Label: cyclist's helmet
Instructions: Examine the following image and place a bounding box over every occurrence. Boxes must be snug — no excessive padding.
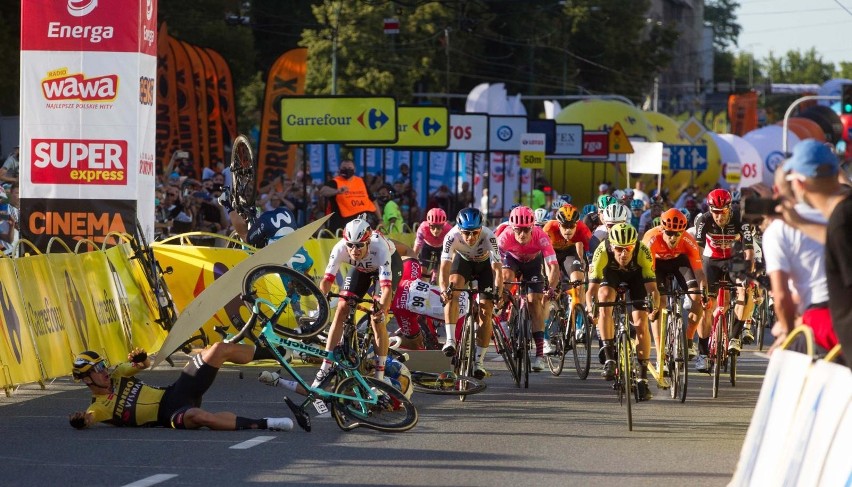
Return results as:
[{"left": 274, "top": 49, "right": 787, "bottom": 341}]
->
[
  {"left": 608, "top": 222, "right": 638, "bottom": 247},
  {"left": 534, "top": 208, "right": 549, "bottom": 226},
  {"left": 629, "top": 199, "right": 644, "bottom": 211},
  {"left": 383, "top": 357, "right": 413, "bottom": 399},
  {"left": 456, "top": 208, "right": 483, "bottom": 230},
  {"left": 601, "top": 203, "right": 630, "bottom": 224},
  {"left": 623, "top": 188, "right": 635, "bottom": 200},
  {"left": 612, "top": 189, "right": 625, "bottom": 201},
  {"left": 343, "top": 218, "right": 372, "bottom": 243},
  {"left": 652, "top": 216, "right": 662, "bottom": 227},
  {"left": 426, "top": 208, "right": 447, "bottom": 225},
  {"left": 580, "top": 204, "right": 597, "bottom": 219},
  {"left": 509, "top": 206, "right": 535, "bottom": 228},
  {"left": 596, "top": 194, "right": 618, "bottom": 210},
  {"left": 678, "top": 207, "right": 691, "bottom": 220},
  {"left": 72, "top": 351, "right": 105, "bottom": 381},
  {"left": 556, "top": 204, "right": 580, "bottom": 225},
  {"left": 558, "top": 194, "right": 573, "bottom": 205},
  {"left": 660, "top": 208, "right": 688, "bottom": 232},
  {"left": 707, "top": 188, "right": 732, "bottom": 210}
]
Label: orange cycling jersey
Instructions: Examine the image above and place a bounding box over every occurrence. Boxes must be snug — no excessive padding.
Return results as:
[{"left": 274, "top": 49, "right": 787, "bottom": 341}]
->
[
  {"left": 642, "top": 226, "right": 703, "bottom": 271},
  {"left": 542, "top": 220, "right": 591, "bottom": 251}
]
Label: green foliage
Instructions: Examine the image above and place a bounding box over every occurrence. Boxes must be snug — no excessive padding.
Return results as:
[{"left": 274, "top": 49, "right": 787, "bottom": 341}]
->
[
  {"left": 835, "top": 62, "right": 852, "bottom": 80},
  {"left": 705, "top": 0, "right": 741, "bottom": 50},
  {"left": 0, "top": 0, "right": 21, "bottom": 116},
  {"left": 764, "top": 48, "right": 834, "bottom": 84}
]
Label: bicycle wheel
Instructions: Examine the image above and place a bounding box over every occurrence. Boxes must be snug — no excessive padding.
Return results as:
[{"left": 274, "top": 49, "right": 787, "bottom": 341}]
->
[
  {"left": 712, "top": 312, "right": 723, "bottom": 399},
  {"left": 518, "top": 306, "right": 531, "bottom": 389},
  {"left": 571, "top": 304, "right": 592, "bottom": 380},
  {"left": 617, "top": 330, "right": 633, "bottom": 431},
  {"left": 331, "top": 375, "right": 418, "bottom": 432},
  {"left": 545, "top": 304, "right": 565, "bottom": 376},
  {"left": 241, "top": 264, "right": 329, "bottom": 339},
  {"left": 455, "top": 314, "right": 476, "bottom": 402},
  {"left": 492, "top": 316, "right": 519, "bottom": 385},
  {"left": 129, "top": 218, "right": 178, "bottom": 330},
  {"left": 671, "top": 315, "right": 688, "bottom": 403},
  {"left": 509, "top": 309, "right": 523, "bottom": 388},
  {"left": 410, "top": 371, "right": 487, "bottom": 396},
  {"left": 754, "top": 299, "right": 766, "bottom": 351},
  {"left": 229, "top": 134, "right": 257, "bottom": 218}
]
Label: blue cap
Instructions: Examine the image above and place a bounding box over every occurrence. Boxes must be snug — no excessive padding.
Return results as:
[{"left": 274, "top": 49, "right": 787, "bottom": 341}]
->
[{"left": 782, "top": 139, "right": 839, "bottom": 178}]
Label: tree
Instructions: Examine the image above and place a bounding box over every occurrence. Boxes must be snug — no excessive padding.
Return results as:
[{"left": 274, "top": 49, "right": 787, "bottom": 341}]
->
[
  {"left": 764, "top": 49, "right": 834, "bottom": 84},
  {"left": 0, "top": 0, "right": 21, "bottom": 116},
  {"left": 705, "top": 0, "right": 741, "bottom": 50},
  {"left": 836, "top": 62, "right": 852, "bottom": 80}
]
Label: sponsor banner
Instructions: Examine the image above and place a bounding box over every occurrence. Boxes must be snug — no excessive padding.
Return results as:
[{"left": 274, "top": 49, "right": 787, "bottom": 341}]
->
[
  {"left": 0, "top": 260, "right": 42, "bottom": 386},
  {"left": 22, "top": 0, "right": 145, "bottom": 53},
  {"left": 358, "top": 106, "right": 450, "bottom": 149},
  {"left": 13, "top": 255, "right": 74, "bottom": 379},
  {"left": 447, "top": 114, "right": 488, "bottom": 152},
  {"left": 554, "top": 124, "right": 584, "bottom": 156},
  {"left": 182, "top": 41, "right": 211, "bottom": 167},
  {"left": 103, "top": 244, "right": 166, "bottom": 353},
  {"left": 168, "top": 37, "right": 201, "bottom": 166},
  {"left": 259, "top": 48, "right": 307, "bottom": 181},
  {"left": 196, "top": 47, "right": 225, "bottom": 165},
  {"left": 280, "top": 96, "right": 398, "bottom": 144},
  {"left": 30, "top": 138, "right": 129, "bottom": 185},
  {"left": 488, "top": 115, "right": 527, "bottom": 153},
  {"left": 519, "top": 133, "right": 546, "bottom": 169},
  {"left": 156, "top": 23, "right": 179, "bottom": 172},
  {"left": 20, "top": 198, "right": 136, "bottom": 249},
  {"left": 205, "top": 48, "right": 238, "bottom": 152}
]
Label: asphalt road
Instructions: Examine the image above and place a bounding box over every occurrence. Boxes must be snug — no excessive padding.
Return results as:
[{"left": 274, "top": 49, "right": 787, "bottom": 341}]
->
[{"left": 0, "top": 347, "right": 768, "bottom": 487}]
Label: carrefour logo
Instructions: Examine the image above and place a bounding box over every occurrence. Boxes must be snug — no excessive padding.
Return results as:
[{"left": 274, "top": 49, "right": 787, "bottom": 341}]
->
[
  {"left": 358, "top": 109, "right": 390, "bottom": 130},
  {"left": 413, "top": 117, "right": 442, "bottom": 136},
  {"left": 68, "top": 0, "right": 98, "bottom": 17},
  {"left": 496, "top": 125, "right": 513, "bottom": 141}
]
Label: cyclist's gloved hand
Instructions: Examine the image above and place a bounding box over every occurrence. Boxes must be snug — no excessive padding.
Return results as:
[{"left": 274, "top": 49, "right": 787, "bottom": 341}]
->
[
  {"left": 217, "top": 186, "right": 234, "bottom": 212},
  {"left": 69, "top": 412, "right": 87, "bottom": 430},
  {"left": 545, "top": 288, "right": 557, "bottom": 301},
  {"left": 246, "top": 218, "right": 266, "bottom": 248}
]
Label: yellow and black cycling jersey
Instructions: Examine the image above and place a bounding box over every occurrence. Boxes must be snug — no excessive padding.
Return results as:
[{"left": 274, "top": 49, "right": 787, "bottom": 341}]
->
[
  {"left": 86, "top": 363, "right": 165, "bottom": 427},
  {"left": 588, "top": 239, "right": 656, "bottom": 284}
]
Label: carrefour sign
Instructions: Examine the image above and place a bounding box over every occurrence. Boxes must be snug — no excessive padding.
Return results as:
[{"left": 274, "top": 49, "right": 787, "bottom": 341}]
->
[
  {"left": 357, "top": 106, "right": 449, "bottom": 148},
  {"left": 281, "top": 96, "right": 398, "bottom": 143}
]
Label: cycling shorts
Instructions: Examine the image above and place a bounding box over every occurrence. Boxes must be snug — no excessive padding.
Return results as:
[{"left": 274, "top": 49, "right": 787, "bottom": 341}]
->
[
  {"left": 449, "top": 255, "right": 495, "bottom": 295},
  {"left": 599, "top": 268, "right": 650, "bottom": 311},
  {"left": 655, "top": 255, "right": 698, "bottom": 291},
  {"left": 501, "top": 254, "right": 546, "bottom": 294},
  {"left": 342, "top": 252, "right": 403, "bottom": 298},
  {"left": 160, "top": 354, "right": 219, "bottom": 429}
]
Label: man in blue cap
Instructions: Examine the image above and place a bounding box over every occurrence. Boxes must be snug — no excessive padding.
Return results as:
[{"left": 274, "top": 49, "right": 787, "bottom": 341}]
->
[{"left": 777, "top": 139, "right": 851, "bottom": 367}]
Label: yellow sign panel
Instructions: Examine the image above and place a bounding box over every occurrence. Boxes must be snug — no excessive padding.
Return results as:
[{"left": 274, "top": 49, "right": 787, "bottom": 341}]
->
[
  {"left": 358, "top": 106, "right": 449, "bottom": 148},
  {"left": 680, "top": 116, "right": 707, "bottom": 143},
  {"left": 608, "top": 122, "right": 634, "bottom": 154},
  {"left": 520, "top": 133, "right": 546, "bottom": 169},
  {"left": 281, "top": 96, "right": 398, "bottom": 143}
]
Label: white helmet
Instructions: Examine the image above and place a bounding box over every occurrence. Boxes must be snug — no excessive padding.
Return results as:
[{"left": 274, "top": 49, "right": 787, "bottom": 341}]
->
[
  {"left": 602, "top": 203, "right": 630, "bottom": 224},
  {"left": 612, "top": 189, "right": 625, "bottom": 201},
  {"left": 623, "top": 188, "right": 635, "bottom": 199},
  {"left": 534, "top": 208, "right": 549, "bottom": 226},
  {"left": 343, "top": 218, "right": 372, "bottom": 243}
]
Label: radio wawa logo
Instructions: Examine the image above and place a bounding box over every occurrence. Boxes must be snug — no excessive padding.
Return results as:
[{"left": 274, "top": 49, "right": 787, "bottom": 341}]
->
[
  {"left": 31, "top": 139, "right": 128, "bottom": 185},
  {"left": 41, "top": 68, "right": 118, "bottom": 105}
]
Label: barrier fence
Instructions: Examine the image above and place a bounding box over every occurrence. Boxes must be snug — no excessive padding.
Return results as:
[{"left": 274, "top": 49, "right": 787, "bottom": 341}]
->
[{"left": 0, "top": 229, "right": 416, "bottom": 396}]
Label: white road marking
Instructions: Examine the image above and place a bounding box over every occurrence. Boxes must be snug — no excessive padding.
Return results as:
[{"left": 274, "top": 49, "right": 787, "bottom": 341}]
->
[
  {"left": 121, "top": 474, "right": 178, "bottom": 487},
  {"left": 229, "top": 435, "right": 276, "bottom": 449}
]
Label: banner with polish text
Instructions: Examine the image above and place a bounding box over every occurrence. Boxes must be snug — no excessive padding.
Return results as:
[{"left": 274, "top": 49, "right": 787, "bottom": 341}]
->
[{"left": 20, "top": 0, "right": 157, "bottom": 249}]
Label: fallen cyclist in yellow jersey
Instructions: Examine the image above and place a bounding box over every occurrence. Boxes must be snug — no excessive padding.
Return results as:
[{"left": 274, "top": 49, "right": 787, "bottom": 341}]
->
[{"left": 68, "top": 343, "right": 294, "bottom": 432}]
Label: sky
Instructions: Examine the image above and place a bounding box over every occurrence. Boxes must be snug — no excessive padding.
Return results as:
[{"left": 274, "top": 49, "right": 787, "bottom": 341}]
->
[{"left": 735, "top": 0, "right": 852, "bottom": 67}]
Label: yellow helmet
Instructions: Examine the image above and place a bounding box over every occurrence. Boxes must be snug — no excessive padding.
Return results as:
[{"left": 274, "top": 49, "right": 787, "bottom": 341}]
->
[
  {"left": 608, "top": 222, "right": 638, "bottom": 247},
  {"left": 72, "top": 351, "right": 106, "bottom": 381}
]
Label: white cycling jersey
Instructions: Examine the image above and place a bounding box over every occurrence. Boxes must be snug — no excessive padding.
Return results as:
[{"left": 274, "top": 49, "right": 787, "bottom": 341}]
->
[{"left": 440, "top": 226, "right": 500, "bottom": 264}]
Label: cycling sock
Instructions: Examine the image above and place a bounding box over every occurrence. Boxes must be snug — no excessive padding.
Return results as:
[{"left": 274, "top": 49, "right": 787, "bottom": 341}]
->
[
  {"left": 319, "top": 360, "right": 332, "bottom": 373},
  {"left": 444, "top": 324, "right": 456, "bottom": 344},
  {"left": 533, "top": 331, "right": 544, "bottom": 357},
  {"left": 639, "top": 360, "right": 649, "bottom": 379},
  {"left": 236, "top": 417, "right": 264, "bottom": 430},
  {"left": 698, "top": 337, "right": 710, "bottom": 355},
  {"left": 475, "top": 345, "right": 486, "bottom": 364},
  {"left": 279, "top": 379, "right": 298, "bottom": 392},
  {"left": 602, "top": 340, "right": 615, "bottom": 361},
  {"left": 374, "top": 355, "right": 386, "bottom": 381},
  {"left": 731, "top": 319, "right": 744, "bottom": 339}
]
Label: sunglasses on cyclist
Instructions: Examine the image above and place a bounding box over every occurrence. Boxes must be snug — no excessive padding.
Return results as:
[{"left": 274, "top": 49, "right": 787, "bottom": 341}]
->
[
  {"left": 513, "top": 227, "right": 532, "bottom": 234},
  {"left": 460, "top": 229, "right": 480, "bottom": 237},
  {"left": 709, "top": 207, "right": 730, "bottom": 214},
  {"left": 429, "top": 224, "right": 443, "bottom": 230},
  {"left": 664, "top": 230, "right": 682, "bottom": 237},
  {"left": 345, "top": 241, "right": 366, "bottom": 249},
  {"left": 560, "top": 223, "right": 576, "bottom": 230},
  {"left": 612, "top": 244, "right": 635, "bottom": 253}
]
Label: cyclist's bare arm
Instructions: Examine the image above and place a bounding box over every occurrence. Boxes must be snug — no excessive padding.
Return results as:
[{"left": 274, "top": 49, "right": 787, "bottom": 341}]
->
[
  {"left": 545, "top": 261, "right": 560, "bottom": 290},
  {"left": 439, "top": 260, "right": 452, "bottom": 293},
  {"left": 492, "top": 261, "right": 504, "bottom": 296}
]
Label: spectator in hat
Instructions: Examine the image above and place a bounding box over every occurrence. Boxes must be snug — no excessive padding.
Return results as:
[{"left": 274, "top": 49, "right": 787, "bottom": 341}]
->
[
  {"left": 775, "top": 139, "right": 850, "bottom": 365},
  {"left": 0, "top": 147, "right": 19, "bottom": 184}
]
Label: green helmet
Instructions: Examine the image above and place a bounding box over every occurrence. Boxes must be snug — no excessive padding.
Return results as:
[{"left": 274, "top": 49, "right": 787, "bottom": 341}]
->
[{"left": 597, "top": 195, "right": 617, "bottom": 210}]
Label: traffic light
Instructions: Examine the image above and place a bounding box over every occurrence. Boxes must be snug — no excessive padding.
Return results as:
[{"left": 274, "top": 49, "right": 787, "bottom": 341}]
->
[{"left": 843, "top": 83, "right": 852, "bottom": 115}]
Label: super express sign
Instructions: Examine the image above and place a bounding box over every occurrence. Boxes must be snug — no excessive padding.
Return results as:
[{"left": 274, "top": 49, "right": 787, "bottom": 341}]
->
[{"left": 280, "top": 96, "right": 398, "bottom": 143}]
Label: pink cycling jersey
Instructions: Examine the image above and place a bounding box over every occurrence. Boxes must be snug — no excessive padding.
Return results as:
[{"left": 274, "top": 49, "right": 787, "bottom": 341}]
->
[
  {"left": 413, "top": 222, "right": 452, "bottom": 251},
  {"left": 497, "top": 226, "right": 557, "bottom": 264}
]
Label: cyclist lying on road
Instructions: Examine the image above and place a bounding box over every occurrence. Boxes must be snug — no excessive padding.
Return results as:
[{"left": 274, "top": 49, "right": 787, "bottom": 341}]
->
[{"left": 68, "top": 344, "right": 294, "bottom": 431}]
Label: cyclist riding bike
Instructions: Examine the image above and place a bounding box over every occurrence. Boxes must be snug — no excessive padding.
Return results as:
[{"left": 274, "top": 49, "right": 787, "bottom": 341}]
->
[
  {"left": 642, "top": 209, "right": 708, "bottom": 369},
  {"left": 534, "top": 208, "right": 550, "bottom": 228},
  {"left": 580, "top": 203, "right": 601, "bottom": 234},
  {"left": 413, "top": 208, "right": 453, "bottom": 280},
  {"left": 542, "top": 204, "right": 591, "bottom": 305},
  {"left": 693, "top": 188, "right": 754, "bottom": 369},
  {"left": 629, "top": 199, "right": 644, "bottom": 229},
  {"left": 497, "top": 206, "right": 561, "bottom": 372},
  {"left": 439, "top": 208, "right": 503, "bottom": 380},
  {"left": 589, "top": 202, "right": 630, "bottom": 253},
  {"left": 586, "top": 223, "right": 659, "bottom": 401},
  {"left": 318, "top": 218, "right": 403, "bottom": 386}
]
